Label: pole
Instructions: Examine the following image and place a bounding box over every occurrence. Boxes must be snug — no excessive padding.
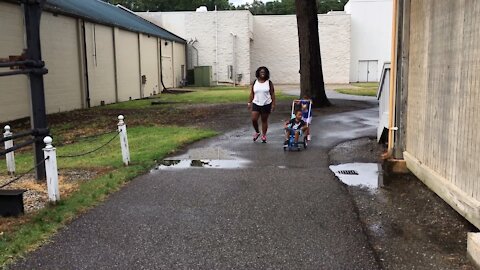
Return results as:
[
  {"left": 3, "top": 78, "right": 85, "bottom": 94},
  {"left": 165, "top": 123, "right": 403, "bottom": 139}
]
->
[
  {"left": 24, "top": 0, "right": 48, "bottom": 180},
  {"left": 117, "top": 115, "right": 130, "bottom": 166},
  {"left": 4, "top": 126, "right": 15, "bottom": 175},
  {"left": 43, "top": 136, "right": 60, "bottom": 202},
  {"left": 387, "top": 0, "right": 399, "bottom": 156}
]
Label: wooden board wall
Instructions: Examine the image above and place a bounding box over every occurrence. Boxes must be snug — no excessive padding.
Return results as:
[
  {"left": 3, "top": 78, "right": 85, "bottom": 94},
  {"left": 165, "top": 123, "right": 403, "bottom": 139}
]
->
[{"left": 405, "top": 0, "right": 480, "bottom": 225}]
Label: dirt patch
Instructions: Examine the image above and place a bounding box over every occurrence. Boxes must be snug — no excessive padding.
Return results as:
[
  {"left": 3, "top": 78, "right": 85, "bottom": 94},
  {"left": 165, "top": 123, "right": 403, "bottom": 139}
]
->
[
  {"left": 329, "top": 138, "right": 476, "bottom": 269},
  {"left": 0, "top": 169, "right": 104, "bottom": 233}
]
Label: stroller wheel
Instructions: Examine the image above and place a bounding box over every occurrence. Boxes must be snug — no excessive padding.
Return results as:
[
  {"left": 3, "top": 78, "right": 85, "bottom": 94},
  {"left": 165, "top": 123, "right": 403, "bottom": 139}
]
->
[{"left": 303, "top": 137, "right": 308, "bottom": 149}]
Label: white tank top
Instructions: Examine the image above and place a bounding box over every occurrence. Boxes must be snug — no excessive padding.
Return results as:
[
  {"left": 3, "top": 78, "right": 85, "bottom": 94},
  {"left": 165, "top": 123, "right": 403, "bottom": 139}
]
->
[{"left": 252, "top": 79, "right": 272, "bottom": 106}]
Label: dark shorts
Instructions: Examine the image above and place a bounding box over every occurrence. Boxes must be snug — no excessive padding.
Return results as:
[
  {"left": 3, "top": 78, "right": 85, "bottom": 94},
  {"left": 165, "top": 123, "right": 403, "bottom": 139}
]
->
[{"left": 252, "top": 103, "right": 272, "bottom": 114}]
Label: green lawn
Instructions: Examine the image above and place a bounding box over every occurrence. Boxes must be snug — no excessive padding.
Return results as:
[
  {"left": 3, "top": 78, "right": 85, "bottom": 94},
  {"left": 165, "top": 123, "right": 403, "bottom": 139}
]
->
[
  {"left": 335, "top": 82, "right": 379, "bottom": 97},
  {"left": 104, "top": 86, "right": 292, "bottom": 110}
]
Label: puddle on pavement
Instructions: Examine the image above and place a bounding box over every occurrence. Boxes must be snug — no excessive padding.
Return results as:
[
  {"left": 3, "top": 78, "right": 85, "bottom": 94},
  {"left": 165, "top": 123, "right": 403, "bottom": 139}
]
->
[
  {"left": 329, "top": 163, "right": 380, "bottom": 189},
  {"left": 153, "top": 159, "right": 248, "bottom": 170}
]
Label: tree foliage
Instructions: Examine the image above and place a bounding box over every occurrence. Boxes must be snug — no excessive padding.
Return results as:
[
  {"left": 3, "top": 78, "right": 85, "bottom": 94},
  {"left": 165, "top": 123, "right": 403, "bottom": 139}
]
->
[
  {"left": 104, "top": 0, "right": 234, "bottom": 12},
  {"left": 104, "top": 0, "right": 348, "bottom": 13},
  {"left": 237, "top": 0, "right": 348, "bottom": 15}
]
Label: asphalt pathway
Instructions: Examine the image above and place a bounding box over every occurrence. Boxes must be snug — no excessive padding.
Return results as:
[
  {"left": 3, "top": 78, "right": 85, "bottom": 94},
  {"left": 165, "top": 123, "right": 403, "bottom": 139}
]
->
[{"left": 12, "top": 95, "right": 381, "bottom": 269}]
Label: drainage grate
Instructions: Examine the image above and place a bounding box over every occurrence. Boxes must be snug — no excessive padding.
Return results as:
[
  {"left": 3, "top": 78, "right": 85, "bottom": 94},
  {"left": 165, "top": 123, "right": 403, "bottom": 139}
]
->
[{"left": 337, "top": 170, "right": 359, "bottom": 175}]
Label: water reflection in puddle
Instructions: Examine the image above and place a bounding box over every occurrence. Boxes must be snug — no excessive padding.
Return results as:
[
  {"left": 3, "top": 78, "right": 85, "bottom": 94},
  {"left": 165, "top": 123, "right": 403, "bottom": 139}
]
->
[
  {"left": 154, "top": 159, "right": 248, "bottom": 170},
  {"left": 329, "top": 163, "right": 380, "bottom": 189}
]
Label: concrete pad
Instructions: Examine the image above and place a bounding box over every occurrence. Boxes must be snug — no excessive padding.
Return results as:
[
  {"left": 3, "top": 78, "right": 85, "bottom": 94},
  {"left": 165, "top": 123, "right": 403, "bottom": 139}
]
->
[{"left": 467, "top": 233, "right": 480, "bottom": 268}]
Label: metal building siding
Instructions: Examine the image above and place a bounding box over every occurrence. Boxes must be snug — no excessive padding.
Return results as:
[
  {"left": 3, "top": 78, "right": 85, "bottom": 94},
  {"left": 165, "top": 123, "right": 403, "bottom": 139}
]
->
[
  {"left": 161, "top": 39, "right": 174, "bottom": 88},
  {"left": 45, "top": 0, "right": 186, "bottom": 43},
  {"left": 115, "top": 29, "right": 141, "bottom": 102},
  {"left": 84, "top": 22, "right": 117, "bottom": 106},
  {"left": 173, "top": 42, "right": 186, "bottom": 87},
  {"left": 139, "top": 34, "right": 159, "bottom": 97},
  {"left": 0, "top": 2, "right": 30, "bottom": 123},
  {"left": 40, "top": 12, "right": 83, "bottom": 114}
]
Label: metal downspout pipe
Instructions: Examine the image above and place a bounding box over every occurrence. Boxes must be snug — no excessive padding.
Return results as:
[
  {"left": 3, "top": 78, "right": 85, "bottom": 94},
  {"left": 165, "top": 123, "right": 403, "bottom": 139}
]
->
[
  {"left": 230, "top": 32, "right": 237, "bottom": 87},
  {"left": 387, "top": 0, "right": 399, "bottom": 156},
  {"left": 215, "top": 6, "right": 219, "bottom": 85}
]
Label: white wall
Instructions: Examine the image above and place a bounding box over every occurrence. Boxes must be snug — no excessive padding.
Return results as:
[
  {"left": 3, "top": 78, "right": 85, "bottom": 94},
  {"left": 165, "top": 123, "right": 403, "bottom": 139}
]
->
[
  {"left": 139, "top": 11, "right": 254, "bottom": 86},
  {"left": 139, "top": 10, "right": 350, "bottom": 85},
  {"left": 345, "top": 0, "right": 393, "bottom": 82},
  {"left": 251, "top": 14, "right": 350, "bottom": 84}
]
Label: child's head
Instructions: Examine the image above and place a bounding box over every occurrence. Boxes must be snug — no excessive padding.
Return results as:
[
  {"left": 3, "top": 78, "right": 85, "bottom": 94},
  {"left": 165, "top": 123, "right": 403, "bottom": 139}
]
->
[
  {"left": 301, "top": 103, "right": 308, "bottom": 111},
  {"left": 295, "top": 110, "right": 303, "bottom": 120}
]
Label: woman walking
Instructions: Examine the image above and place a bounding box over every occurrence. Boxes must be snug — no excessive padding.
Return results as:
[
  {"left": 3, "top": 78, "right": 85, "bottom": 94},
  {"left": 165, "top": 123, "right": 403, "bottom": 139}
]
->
[{"left": 248, "top": 66, "right": 276, "bottom": 143}]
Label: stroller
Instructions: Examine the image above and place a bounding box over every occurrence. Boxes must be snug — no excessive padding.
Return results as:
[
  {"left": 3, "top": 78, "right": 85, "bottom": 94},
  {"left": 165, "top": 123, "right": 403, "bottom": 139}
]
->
[{"left": 284, "top": 99, "right": 312, "bottom": 151}]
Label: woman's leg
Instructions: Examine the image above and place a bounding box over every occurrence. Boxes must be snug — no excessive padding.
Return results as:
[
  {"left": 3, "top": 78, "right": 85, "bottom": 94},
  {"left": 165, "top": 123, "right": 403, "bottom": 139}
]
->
[
  {"left": 260, "top": 112, "right": 270, "bottom": 135},
  {"left": 251, "top": 111, "right": 260, "bottom": 134}
]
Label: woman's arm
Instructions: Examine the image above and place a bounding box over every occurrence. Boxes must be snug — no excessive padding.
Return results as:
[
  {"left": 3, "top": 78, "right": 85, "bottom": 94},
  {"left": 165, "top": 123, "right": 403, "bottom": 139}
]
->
[
  {"left": 269, "top": 80, "right": 276, "bottom": 111},
  {"left": 248, "top": 81, "right": 254, "bottom": 110}
]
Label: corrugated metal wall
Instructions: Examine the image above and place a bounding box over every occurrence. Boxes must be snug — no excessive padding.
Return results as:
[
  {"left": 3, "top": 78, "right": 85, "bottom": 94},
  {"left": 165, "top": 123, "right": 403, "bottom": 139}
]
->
[
  {"left": 0, "top": 2, "right": 31, "bottom": 122},
  {"left": 41, "top": 13, "right": 83, "bottom": 114},
  {"left": 0, "top": 2, "right": 185, "bottom": 123},
  {"left": 404, "top": 0, "right": 480, "bottom": 227},
  {"left": 84, "top": 22, "right": 117, "bottom": 106},
  {"left": 173, "top": 41, "right": 186, "bottom": 87},
  {"left": 115, "top": 29, "right": 141, "bottom": 102},
  {"left": 139, "top": 34, "right": 160, "bottom": 97},
  {"left": 161, "top": 39, "right": 174, "bottom": 88}
]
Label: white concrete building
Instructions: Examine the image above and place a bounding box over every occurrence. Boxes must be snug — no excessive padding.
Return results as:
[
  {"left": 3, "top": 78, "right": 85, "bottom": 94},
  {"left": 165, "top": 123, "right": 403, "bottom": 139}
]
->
[
  {"left": 138, "top": 10, "right": 351, "bottom": 85},
  {"left": 251, "top": 14, "right": 350, "bottom": 85},
  {"left": 345, "top": 0, "right": 393, "bottom": 82},
  {"left": 139, "top": 11, "right": 254, "bottom": 85},
  {"left": 139, "top": 0, "right": 392, "bottom": 85}
]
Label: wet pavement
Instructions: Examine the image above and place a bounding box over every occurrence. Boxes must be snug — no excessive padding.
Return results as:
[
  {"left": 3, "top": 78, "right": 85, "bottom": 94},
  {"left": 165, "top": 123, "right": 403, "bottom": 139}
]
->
[
  {"left": 10, "top": 97, "right": 382, "bottom": 269},
  {"left": 9, "top": 91, "right": 475, "bottom": 269}
]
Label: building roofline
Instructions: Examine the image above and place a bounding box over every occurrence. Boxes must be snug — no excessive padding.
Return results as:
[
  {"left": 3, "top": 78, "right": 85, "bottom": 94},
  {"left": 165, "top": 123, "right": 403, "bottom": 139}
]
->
[{"left": 2, "top": 0, "right": 185, "bottom": 43}]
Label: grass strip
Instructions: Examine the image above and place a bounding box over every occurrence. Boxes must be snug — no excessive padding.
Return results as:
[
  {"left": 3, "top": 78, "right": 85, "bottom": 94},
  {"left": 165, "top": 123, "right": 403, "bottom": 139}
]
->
[
  {"left": 0, "top": 126, "right": 217, "bottom": 267},
  {"left": 104, "top": 87, "right": 293, "bottom": 110},
  {"left": 336, "top": 88, "right": 378, "bottom": 97}
]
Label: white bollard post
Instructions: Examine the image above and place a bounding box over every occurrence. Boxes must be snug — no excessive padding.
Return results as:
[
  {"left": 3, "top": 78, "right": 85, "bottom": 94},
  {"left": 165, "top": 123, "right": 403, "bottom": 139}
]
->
[
  {"left": 43, "top": 136, "right": 60, "bottom": 202},
  {"left": 117, "top": 115, "right": 130, "bottom": 166},
  {"left": 3, "top": 125, "right": 15, "bottom": 175}
]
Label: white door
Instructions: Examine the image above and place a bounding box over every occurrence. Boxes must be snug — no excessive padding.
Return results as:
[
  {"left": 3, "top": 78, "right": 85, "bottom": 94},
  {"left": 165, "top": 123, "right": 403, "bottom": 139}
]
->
[
  {"left": 368, "top": 60, "right": 378, "bottom": 82},
  {"left": 358, "top": 61, "right": 369, "bottom": 82},
  {"left": 358, "top": 60, "right": 379, "bottom": 82}
]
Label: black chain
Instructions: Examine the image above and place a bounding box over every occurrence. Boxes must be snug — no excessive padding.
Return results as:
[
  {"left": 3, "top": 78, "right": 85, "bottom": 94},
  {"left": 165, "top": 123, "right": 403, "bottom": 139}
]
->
[
  {"left": 0, "top": 157, "right": 49, "bottom": 189},
  {"left": 58, "top": 131, "right": 120, "bottom": 158}
]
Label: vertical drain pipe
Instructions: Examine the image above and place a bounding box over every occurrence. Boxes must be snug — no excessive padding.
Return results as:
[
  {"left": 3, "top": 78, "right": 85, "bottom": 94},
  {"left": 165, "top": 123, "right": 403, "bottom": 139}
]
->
[
  {"left": 215, "top": 5, "right": 219, "bottom": 85},
  {"left": 81, "top": 20, "right": 91, "bottom": 108},
  {"left": 387, "top": 0, "right": 399, "bottom": 156},
  {"left": 230, "top": 32, "right": 237, "bottom": 87},
  {"left": 159, "top": 39, "right": 168, "bottom": 91}
]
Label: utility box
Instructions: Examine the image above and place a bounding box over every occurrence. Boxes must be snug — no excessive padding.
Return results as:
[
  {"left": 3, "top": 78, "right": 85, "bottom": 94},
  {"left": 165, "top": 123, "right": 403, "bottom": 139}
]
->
[
  {"left": 194, "top": 66, "right": 212, "bottom": 87},
  {"left": 0, "top": 189, "right": 26, "bottom": 217},
  {"left": 186, "top": 69, "right": 194, "bottom": 85}
]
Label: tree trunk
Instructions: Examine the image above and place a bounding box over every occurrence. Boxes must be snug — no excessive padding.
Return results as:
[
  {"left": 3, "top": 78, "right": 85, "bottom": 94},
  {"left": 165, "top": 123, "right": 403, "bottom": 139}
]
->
[{"left": 295, "top": 0, "right": 330, "bottom": 107}]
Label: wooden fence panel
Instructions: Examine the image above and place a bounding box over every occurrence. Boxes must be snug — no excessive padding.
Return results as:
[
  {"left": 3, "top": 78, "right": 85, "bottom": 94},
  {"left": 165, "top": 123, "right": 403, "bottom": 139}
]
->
[{"left": 405, "top": 0, "right": 480, "bottom": 227}]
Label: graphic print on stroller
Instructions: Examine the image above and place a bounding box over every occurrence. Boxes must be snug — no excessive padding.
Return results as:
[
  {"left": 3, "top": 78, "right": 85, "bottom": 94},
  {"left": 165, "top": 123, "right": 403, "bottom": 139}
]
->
[{"left": 284, "top": 99, "right": 312, "bottom": 151}]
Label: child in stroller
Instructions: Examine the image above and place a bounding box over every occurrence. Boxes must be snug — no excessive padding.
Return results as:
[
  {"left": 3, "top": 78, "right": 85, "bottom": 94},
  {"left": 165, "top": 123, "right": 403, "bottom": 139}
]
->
[{"left": 284, "top": 110, "right": 309, "bottom": 150}]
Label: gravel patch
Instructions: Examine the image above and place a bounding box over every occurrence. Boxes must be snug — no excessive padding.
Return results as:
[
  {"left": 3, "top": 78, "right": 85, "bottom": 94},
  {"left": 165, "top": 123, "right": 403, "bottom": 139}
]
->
[{"left": 0, "top": 169, "right": 99, "bottom": 214}]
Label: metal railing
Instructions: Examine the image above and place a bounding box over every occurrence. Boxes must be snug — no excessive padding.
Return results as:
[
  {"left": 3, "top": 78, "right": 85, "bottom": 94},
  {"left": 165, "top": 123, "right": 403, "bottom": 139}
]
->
[{"left": 2, "top": 115, "right": 130, "bottom": 203}]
